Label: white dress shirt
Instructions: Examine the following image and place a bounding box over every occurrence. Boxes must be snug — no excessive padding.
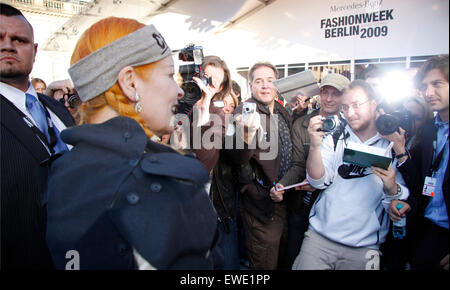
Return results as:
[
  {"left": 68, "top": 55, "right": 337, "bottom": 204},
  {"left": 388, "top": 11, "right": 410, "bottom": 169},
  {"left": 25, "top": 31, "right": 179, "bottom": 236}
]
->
[{"left": 0, "top": 81, "right": 71, "bottom": 149}]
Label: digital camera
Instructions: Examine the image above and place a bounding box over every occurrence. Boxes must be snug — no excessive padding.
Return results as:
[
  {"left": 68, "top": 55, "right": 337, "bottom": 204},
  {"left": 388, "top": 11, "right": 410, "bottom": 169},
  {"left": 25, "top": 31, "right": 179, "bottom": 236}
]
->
[
  {"left": 59, "top": 92, "right": 81, "bottom": 109},
  {"left": 375, "top": 102, "right": 413, "bottom": 136},
  {"left": 67, "top": 93, "right": 81, "bottom": 109},
  {"left": 321, "top": 115, "right": 345, "bottom": 136},
  {"left": 242, "top": 102, "right": 256, "bottom": 123},
  {"left": 176, "top": 44, "right": 212, "bottom": 115}
]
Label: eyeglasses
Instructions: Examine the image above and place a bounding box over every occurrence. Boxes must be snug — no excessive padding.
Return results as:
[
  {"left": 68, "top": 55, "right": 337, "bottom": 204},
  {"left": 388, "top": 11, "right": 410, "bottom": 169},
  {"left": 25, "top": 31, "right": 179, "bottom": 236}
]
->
[{"left": 341, "top": 99, "right": 371, "bottom": 112}]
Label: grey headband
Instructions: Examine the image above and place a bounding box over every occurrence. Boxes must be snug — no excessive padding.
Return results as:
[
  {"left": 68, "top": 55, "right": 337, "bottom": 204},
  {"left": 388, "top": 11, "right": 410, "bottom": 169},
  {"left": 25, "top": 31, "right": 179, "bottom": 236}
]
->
[{"left": 68, "top": 24, "right": 171, "bottom": 102}]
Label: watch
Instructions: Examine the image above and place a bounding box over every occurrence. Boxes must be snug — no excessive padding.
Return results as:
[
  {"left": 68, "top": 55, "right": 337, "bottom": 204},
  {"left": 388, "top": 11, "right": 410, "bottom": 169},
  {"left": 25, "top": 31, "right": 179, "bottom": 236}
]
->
[{"left": 396, "top": 151, "right": 409, "bottom": 159}]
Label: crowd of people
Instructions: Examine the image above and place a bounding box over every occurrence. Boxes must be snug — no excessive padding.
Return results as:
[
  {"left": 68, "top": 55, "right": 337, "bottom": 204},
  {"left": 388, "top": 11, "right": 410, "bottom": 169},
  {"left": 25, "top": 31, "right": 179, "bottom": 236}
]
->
[{"left": 1, "top": 3, "right": 448, "bottom": 271}]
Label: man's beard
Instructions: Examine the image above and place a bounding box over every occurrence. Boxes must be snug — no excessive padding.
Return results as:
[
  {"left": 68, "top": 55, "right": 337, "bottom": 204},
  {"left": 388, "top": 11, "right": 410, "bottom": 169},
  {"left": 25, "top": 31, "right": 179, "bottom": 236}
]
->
[
  {"left": 0, "top": 67, "right": 29, "bottom": 82},
  {"left": 351, "top": 119, "right": 371, "bottom": 134}
]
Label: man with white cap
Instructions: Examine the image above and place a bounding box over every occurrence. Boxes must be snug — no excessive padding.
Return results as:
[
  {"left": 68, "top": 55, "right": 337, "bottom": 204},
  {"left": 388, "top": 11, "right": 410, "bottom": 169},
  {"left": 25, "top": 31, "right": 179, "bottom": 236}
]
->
[{"left": 271, "top": 73, "right": 350, "bottom": 269}]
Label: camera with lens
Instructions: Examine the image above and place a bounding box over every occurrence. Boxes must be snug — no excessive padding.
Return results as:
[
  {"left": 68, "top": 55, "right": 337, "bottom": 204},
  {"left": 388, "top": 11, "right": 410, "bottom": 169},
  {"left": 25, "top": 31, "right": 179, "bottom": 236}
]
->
[
  {"left": 59, "top": 91, "right": 81, "bottom": 109},
  {"left": 176, "top": 44, "right": 212, "bottom": 116},
  {"left": 67, "top": 93, "right": 81, "bottom": 109},
  {"left": 321, "top": 115, "right": 345, "bottom": 136},
  {"left": 375, "top": 101, "right": 413, "bottom": 136}
]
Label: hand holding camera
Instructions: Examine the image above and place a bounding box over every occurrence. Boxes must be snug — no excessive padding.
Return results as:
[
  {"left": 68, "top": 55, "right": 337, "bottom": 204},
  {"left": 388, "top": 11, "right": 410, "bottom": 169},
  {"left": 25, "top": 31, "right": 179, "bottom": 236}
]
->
[
  {"left": 320, "top": 115, "right": 343, "bottom": 135},
  {"left": 46, "top": 79, "right": 81, "bottom": 110},
  {"left": 307, "top": 115, "right": 326, "bottom": 149},
  {"left": 176, "top": 44, "right": 212, "bottom": 117},
  {"left": 377, "top": 107, "right": 408, "bottom": 160},
  {"left": 235, "top": 102, "right": 260, "bottom": 145},
  {"left": 45, "top": 79, "right": 74, "bottom": 97},
  {"left": 242, "top": 102, "right": 256, "bottom": 123},
  {"left": 192, "top": 76, "right": 215, "bottom": 127}
]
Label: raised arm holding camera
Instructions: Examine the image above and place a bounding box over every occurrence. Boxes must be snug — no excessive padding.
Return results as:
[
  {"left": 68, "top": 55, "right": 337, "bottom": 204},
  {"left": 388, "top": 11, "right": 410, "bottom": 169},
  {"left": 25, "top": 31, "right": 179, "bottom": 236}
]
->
[
  {"left": 222, "top": 62, "right": 293, "bottom": 270},
  {"left": 44, "top": 78, "right": 81, "bottom": 121},
  {"left": 174, "top": 47, "right": 232, "bottom": 173},
  {"left": 271, "top": 73, "right": 350, "bottom": 269}
]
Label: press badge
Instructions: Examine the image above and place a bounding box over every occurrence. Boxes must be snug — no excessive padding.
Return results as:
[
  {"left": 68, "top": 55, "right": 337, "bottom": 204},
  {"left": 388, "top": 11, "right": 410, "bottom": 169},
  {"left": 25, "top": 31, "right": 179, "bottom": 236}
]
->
[{"left": 422, "top": 176, "right": 437, "bottom": 197}]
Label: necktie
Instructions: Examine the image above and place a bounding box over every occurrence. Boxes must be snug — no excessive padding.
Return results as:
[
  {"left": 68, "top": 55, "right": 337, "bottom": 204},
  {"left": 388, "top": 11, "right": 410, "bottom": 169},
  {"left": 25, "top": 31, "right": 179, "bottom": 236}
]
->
[
  {"left": 25, "top": 93, "right": 68, "bottom": 153},
  {"left": 51, "top": 124, "right": 69, "bottom": 153},
  {"left": 25, "top": 93, "right": 49, "bottom": 140}
]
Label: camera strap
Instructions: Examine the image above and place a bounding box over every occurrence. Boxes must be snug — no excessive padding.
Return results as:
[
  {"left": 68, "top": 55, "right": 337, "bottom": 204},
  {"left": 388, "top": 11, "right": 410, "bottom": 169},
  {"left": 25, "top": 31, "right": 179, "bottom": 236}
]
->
[
  {"left": 39, "top": 98, "right": 59, "bottom": 154},
  {"left": 429, "top": 135, "right": 449, "bottom": 176},
  {"left": 332, "top": 117, "right": 348, "bottom": 151}
]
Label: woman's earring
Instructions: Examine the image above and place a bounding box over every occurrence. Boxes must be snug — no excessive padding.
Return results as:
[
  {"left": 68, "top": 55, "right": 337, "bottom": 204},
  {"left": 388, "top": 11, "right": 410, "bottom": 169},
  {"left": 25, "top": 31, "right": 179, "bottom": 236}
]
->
[{"left": 134, "top": 92, "right": 142, "bottom": 113}]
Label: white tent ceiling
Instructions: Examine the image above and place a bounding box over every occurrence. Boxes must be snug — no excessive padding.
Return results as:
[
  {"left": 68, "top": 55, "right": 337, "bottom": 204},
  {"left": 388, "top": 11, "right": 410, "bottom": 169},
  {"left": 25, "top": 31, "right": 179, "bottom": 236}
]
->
[{"left": 13, "top": 0, "right": 449, "bottom": 89}]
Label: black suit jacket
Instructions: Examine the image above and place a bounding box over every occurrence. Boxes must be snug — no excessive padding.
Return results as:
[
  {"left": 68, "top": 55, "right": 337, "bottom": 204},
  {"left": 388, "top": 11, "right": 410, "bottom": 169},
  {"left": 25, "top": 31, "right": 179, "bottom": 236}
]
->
[
  {"left": 398, "top": 119, "right": 449, "bottom": 224},
  {"left": 1, "top": 92, "right": 75, "bottom": 270}
]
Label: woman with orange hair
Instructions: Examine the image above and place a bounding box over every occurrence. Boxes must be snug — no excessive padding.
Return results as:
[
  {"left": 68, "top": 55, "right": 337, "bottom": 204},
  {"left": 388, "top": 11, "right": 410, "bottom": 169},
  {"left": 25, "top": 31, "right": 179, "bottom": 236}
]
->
[{"left": 45, "top": 17, "right": 220, "bottom": 270}]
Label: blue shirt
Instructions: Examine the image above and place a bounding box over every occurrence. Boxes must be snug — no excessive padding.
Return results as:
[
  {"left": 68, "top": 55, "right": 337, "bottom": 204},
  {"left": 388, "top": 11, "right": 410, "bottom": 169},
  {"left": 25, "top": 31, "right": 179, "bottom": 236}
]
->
[{"left": 424, "top": 114, "right": 449, "bottom": 229}]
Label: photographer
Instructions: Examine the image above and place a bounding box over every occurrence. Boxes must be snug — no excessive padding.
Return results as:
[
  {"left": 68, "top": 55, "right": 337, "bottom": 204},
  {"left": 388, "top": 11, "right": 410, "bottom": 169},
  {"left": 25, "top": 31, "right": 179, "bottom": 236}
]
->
[
  {"left": 45, "top": 79, "right": 81, "bottom": 121},
  {"left": 224, "top": 62, "right": 292, "bottom": 270},
  {"left": 175, "top": 53, "right": 241, "bottom": 269},
  {"left": 272, "top": 73, "right": 350, "bottom": 269},
  {"left": 292, "top": 80, "right": 409, "bottom": 270},
  {"left": 175, "top": 53, "right": 232, "bottom": 173},
  {"left": 192, "top": 55, "right": 232, "bottom": 172},
  {"left": 45, "top": 17, "right": 219, "bottom": 269}
]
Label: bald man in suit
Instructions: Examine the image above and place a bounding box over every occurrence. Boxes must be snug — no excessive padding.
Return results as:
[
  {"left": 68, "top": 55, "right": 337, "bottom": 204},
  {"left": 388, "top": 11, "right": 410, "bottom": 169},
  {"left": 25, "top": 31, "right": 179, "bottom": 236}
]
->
[{"left": 1, "top": 4, "right": 74, "bottom": 269}]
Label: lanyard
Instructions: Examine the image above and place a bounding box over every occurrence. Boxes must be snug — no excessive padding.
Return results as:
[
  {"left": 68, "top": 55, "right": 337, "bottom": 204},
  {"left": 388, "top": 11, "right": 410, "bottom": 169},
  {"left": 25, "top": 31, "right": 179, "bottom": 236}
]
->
[
  {"left": 40, "top": 100, "right": 59, "bottom": 154},
  {"left": 429, "top": 135, "right": 449, "bottom": 176},
  {"left": 2, "top": 94, "right": 58, "bottom": 155}
]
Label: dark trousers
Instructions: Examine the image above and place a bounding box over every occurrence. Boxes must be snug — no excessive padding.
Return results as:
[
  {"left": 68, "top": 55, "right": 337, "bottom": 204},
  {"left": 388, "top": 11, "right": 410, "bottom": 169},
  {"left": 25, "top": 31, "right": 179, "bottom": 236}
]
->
[
  {"left": 283, "top": 207, "right": 310, "bottom": 269},
  {"left": 279, "top": 191, "right": 317, "bottom": 270},
  {"left": 239, "top": 202, "right": 286, "bottom": 270},
  {"left": 380, "top": 217, "right": 416, "bottom": 270},
  {"left": 410, "top": 217, "right": 449, "bottom": 270},
  {"left": 216, "top": 219, "right": 240, "bottom": 270}
]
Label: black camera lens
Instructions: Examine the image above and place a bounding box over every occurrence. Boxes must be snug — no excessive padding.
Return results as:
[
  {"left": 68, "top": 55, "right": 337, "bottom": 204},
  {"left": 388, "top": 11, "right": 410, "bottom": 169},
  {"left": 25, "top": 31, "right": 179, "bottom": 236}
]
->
[
  {"left": 67, "top": 94, "right": 81, "bottom": 109},
  {"left": 322, "top": 117, "right": 337, "bottom": 132},
  {"left": 180, "top": 81, "right": 202, "bottom": 105},
  {"left": 376, "top": 114, "right": 399, "bottom": 135}
]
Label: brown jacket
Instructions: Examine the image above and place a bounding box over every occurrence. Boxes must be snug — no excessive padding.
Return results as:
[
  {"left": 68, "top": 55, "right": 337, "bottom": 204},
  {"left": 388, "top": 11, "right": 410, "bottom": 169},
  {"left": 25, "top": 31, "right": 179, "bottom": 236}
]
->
[
  {"left": 190, "top": 103, "right": 226, "bottom": 173},
  {"left": 224, "top": 98, "right": 292, "bottom": 224},
  {"left": 279, "top": 109, "right": 319, "bottom": 211}
]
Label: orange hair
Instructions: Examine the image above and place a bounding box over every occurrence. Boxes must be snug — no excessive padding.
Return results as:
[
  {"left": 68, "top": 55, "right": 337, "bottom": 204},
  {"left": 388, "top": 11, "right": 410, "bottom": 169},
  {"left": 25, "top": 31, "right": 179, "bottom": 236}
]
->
[{"left": 70, "top": 17, "right": 155, "bottom": 138}]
